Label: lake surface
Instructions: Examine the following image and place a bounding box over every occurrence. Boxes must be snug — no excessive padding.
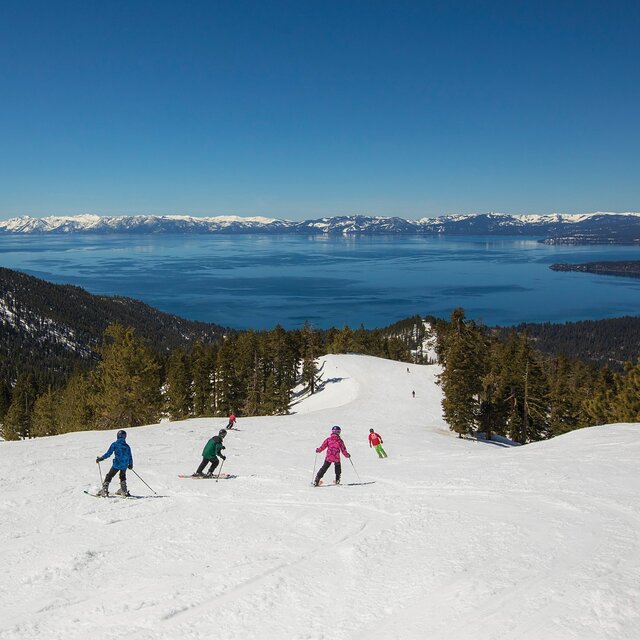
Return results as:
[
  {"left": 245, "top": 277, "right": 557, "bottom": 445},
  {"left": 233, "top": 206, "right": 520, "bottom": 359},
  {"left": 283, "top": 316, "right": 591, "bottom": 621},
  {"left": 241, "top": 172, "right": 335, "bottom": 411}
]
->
[{"left": 0, "top": 234, "right": 638, "bottom": 329}]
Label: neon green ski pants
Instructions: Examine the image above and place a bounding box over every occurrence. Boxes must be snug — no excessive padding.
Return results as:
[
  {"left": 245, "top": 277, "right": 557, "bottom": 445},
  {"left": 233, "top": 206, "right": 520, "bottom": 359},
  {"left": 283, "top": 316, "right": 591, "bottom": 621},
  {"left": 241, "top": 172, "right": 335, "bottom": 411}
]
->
[{"left": 374, "top": 444, "right": 387, "bottom": 458}]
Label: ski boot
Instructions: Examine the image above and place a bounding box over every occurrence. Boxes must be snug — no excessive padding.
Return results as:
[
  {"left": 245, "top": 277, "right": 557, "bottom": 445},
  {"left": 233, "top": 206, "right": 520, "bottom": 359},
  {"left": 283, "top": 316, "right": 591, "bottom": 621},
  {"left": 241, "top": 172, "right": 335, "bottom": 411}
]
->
[
  {"left": 334, "top": 478, "right": 341, "bottom": 485},
  {"left": 115, "top": 481, "right": 131, "bottom": 497},
  {"left": 313, "top": 478, "right": 322, "bottom": 486},
  {"left": 96, "top": 481, "right": 110, "bottom": 497}
]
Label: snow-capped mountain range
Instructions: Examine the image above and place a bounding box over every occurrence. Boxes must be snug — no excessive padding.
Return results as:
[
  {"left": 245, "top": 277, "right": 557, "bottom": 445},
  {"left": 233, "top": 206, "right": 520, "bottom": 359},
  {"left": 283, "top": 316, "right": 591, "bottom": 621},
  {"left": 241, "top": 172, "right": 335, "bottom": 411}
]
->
[{"left": 1, "top": 212, "right": 639, "bottom": 243}]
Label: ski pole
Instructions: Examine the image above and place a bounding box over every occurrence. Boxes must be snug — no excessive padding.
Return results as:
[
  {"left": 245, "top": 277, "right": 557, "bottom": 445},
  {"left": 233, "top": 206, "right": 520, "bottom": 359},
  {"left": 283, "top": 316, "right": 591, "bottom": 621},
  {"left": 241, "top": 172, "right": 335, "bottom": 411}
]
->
[
  {"left": 311, "top": 452, "right": 318, "bottom": 484},
  {"left": 216, "top": 458, "right": 226, "bottom": 483},
  {"left": 97, "top": 459, "right": 103, "bottom": 485},
  {"left": 348, "top": 457, "right": 362, "bottom": 482},
  {"left": 131, "top": 468, "right": 157, "bottom": 494}
]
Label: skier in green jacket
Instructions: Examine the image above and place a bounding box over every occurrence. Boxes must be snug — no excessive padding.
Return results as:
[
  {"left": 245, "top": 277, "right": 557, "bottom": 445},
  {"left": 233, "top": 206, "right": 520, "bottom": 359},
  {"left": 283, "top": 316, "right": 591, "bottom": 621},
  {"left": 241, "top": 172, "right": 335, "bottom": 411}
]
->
[{"left": 193, "top": 429, "right": 227, "bottom": 476}]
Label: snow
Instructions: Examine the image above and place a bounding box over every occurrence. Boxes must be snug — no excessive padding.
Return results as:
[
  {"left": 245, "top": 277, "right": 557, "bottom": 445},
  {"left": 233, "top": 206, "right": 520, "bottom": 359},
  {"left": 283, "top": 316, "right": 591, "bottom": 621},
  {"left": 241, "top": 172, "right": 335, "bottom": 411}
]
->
[{"left": 1, "top": 354, "right": 639, "bottom": 639}]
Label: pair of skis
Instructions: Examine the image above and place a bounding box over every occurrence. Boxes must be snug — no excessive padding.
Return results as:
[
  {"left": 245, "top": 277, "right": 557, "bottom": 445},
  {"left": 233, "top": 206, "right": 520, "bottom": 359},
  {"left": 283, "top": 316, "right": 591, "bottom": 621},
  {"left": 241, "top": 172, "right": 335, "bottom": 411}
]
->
[
  {"left": 84, "top": 490, "right": 149, "bottom": 499},
  {"left": 177, "top": 473, "right": 238, "bottom": 480},
  {"left": 312, "top": 480, "right": 376, "bottom": 487}
]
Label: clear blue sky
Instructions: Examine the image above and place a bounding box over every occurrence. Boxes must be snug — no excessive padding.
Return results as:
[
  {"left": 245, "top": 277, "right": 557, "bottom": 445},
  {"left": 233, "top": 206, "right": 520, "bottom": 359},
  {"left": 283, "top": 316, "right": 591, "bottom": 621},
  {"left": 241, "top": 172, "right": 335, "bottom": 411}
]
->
[{"left": 1, "top": 0, "right": 639, "bottom": 220}]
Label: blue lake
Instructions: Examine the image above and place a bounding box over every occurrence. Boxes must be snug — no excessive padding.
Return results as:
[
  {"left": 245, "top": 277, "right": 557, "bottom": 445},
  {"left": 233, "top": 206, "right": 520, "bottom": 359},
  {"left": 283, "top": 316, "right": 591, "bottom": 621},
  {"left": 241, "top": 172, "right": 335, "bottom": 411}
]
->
[{"left": 0, "top": 234, "right": 638, "bottom": 329}]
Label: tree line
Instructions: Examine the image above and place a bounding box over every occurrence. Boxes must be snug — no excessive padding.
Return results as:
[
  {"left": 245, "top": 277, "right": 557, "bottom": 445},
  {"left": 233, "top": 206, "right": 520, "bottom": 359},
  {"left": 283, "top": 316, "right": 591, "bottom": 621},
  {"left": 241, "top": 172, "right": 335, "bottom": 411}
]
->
[
  {"left": 2, "top": 309, "right": 638, "bottom": 443},
  {"left": 438, "top": 309, "right": 640, "bottom": 443},
  {"left": 0, "top": 321, "right": 413, "bottom": 440}
]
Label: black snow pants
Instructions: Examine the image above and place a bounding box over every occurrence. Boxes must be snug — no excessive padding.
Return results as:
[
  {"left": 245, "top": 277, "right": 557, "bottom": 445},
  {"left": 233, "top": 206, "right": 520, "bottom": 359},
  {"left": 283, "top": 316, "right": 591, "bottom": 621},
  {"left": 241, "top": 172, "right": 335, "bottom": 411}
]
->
[
  {"left": 315, "top": 460, "right": 341, "bottom": 484},
  {"left": 196, "top": 457, "right": 219, "bottom": 475},
  {"left": 104, "top": 467, "right": 127, "bottom": 485}
]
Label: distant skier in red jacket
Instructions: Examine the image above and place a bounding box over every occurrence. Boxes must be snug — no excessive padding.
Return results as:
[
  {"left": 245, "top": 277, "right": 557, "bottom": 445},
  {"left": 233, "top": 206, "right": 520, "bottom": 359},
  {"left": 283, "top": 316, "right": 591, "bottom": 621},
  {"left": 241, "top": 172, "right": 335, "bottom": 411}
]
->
[
  {"left": 226, "top": 413, "right": 237, "bottom": 429},
  {"left": 368, "top": 429, "right": 387, "bottom": 458}
]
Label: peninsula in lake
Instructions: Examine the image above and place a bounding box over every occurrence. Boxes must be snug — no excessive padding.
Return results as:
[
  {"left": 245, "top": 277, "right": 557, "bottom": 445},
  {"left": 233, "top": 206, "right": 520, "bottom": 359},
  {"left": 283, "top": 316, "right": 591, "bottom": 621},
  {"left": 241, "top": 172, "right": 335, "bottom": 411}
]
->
[{"left": 550, "top": 261, "right": 640, "bottom": 278}]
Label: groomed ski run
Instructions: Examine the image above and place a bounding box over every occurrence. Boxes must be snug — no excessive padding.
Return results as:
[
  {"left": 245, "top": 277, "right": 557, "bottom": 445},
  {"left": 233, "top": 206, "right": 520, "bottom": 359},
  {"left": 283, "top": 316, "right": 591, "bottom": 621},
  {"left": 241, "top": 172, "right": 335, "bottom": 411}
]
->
[{"left": 1, "top": 354, "right": 639, "bottom": 640}]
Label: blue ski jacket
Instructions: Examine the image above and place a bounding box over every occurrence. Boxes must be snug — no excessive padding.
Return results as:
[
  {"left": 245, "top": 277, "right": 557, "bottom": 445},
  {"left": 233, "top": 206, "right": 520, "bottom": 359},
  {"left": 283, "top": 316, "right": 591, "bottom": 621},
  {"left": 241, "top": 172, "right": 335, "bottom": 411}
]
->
[{"left": 100, "top": 439, "right": 133, "bottom": 470}]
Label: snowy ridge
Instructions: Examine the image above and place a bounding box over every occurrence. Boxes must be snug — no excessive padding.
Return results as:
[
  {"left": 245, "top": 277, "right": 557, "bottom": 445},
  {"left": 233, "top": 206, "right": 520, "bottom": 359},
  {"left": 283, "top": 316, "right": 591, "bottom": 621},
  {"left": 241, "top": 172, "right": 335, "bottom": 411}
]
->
[
  {"left": 1, "top": 353, "right": 639, "bottom": 639},
  {"left": 1, "top": 212, "right": 640, "bottom": 238}
]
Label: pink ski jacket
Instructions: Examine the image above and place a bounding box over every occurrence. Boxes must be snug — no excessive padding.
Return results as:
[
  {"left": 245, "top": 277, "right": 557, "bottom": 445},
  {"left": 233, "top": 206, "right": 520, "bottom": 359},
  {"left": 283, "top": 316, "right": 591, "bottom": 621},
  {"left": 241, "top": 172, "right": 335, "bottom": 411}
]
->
[{"left": 316, "top": 434, "right": 350, "bottom": 462}]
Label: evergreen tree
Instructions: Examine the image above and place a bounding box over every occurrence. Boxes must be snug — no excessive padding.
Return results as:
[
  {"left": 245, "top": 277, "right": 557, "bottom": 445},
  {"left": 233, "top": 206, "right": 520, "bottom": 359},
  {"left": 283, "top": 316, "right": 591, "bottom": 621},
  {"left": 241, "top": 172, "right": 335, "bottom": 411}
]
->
[
  {"left": 498, "top": 332, "right": 549, "bottom": 443},
  {"left": 31, "top": 387, "right": 58, "bottom": 437},
  {"left": 614, "top": 361, "right": 640, "bottom": 422},
  {"left": 477, "top": 340, "right": 508, "bottom": 441},
  {"left": 55, "top": 371, "right": 94, "bottom": 433},
  {"left": 90, "top": 324, "right": 161, "bottom": 429},
  {"left": 259, "top": 325, "right": 296, "bottom": 414},
  {"left": 191, "top": 341, "right": 217, "bottom": 416},
  {"left": 583, "top": 367, "right": 619, "bottom": 426},
  {"left": 439, "top": 309, "right": 486, "bottom": 437},
  {"left": 165, "top": 348, "right": 192, "bottom": 420},
  {"left": 0, "top": 378, "right": 12, "bottom": 422},
  {"left": 2, "top": 373, "right": 38, "bottom": 440},
  {"left": 328, "top": 326, "right": 354, "bottom": 353},
  {"left": 301, "top": 321, "right": 320, "bottom": 395},
  {"left": 215, "top": 337, "right": 241, "bottom": 416},
  {"left": 546, "top": 357, "right": 596, "bottom": 436}
]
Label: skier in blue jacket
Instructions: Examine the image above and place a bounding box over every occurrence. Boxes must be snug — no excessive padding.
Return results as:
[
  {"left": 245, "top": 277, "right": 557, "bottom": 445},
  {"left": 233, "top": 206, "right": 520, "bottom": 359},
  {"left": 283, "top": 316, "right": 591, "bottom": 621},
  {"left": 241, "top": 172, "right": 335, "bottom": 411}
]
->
[{"left": 96, "top": 430, "right": 133, "bottom": 497}]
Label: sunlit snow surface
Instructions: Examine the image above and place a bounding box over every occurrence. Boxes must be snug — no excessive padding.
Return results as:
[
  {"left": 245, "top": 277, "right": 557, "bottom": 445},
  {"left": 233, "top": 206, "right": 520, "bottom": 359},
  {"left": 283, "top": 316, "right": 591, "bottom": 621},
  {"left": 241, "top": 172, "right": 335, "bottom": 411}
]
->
[{"left": 1, "top": 354, "right": 639, "bottom": 639}]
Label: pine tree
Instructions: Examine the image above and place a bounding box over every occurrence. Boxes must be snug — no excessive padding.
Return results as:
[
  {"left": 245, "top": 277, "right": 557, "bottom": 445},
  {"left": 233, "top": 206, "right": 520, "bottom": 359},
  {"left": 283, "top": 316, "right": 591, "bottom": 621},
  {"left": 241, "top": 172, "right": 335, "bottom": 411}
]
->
[
  {"left": 0, "top": 379, "right": 12, "bottom": 422},
  {"left": 477, "top": 340, "right": 508, "bottom": 441},
  {"left": 55, "top": 371, "right": 94, "bottom": 433},
  {"left": 583, "top": 367, "right": 619, "bottom": 426},
  {"left": 439, "top": 309, "right": 486, "bottom": 437},
  {"left": 165, "top": 348, "right": 192, "bottom": 420},
  {"left": 260, "top": 325, "right": 296, "bottom": 414},
  {"left": 31, "top": 387, "right": 58, "bottom": 437},
  {"left": 90, "top": 324, "right": 161, "bottom": 429},
  {"left": 301, "top": 321, "right": 320, "bottom": 395},
  {"left": 215, "top": 337, "right": 241, "bottom": 416},
  {"left": 2, "top": 373, "right": 38, "bottom": 440},
  {"left": 614, "top": 361, "right": 640, "bottom": 422},
  {"left": 498, "top": 332, "right": 549, "bottom": 443},
  {"left": 191, "top": 341, "right": 217, "bottom": 416},
  {"left": 328, "top": 326, "right": 354, "bottom": 353}
]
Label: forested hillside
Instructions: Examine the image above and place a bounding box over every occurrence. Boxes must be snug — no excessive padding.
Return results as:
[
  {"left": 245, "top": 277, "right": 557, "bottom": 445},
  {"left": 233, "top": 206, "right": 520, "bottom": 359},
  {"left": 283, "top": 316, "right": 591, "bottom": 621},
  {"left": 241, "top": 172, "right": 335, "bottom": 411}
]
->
[
  {"left": 0, "top": 267, "right": 226, "bottom": 385},
  {"left": 1, "top": 267, "right": 639, "bottom": 443},
  {"left": 496, "top": 316, "right": 640, "bottom": 368}
]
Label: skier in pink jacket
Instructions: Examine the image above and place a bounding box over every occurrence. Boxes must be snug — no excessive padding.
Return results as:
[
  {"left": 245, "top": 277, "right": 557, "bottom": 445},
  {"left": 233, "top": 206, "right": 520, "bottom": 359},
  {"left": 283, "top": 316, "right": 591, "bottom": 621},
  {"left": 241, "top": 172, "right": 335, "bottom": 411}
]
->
[{"left": 314, "top": 426, "right": 351, "bottom": 486}]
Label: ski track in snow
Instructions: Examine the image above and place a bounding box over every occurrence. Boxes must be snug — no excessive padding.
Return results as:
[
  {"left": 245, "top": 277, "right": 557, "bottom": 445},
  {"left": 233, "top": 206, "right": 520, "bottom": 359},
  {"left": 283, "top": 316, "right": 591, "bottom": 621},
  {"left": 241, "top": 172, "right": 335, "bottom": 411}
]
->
[{"left": 1, "top": 354, "right": 639, "bottom": 639}]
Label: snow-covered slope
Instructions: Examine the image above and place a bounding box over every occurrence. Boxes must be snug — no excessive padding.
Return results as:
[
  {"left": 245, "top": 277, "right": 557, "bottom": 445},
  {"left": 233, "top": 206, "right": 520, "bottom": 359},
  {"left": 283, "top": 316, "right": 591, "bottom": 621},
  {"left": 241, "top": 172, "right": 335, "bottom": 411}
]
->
[{"left": 1, "top": 354, "right": 639, "bottom": 639}]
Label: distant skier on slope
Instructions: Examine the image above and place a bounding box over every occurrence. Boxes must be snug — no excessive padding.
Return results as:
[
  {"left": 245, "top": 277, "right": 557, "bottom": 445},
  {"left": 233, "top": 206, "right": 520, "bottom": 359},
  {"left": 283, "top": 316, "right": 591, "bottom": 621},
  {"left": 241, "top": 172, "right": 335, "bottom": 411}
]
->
[
  {"left": 368, "top": 428, "right": 387, "bottom": 458},
  {"left": 314, "top": 426, "right": 351, "bottom": 486},
  {"left": 193, "top": 429, "right": 227, "bottom": 477},
  {"left": 95, "top": 430, "right": 133, "bottom": 497},
  {"left": 226, "top": 413, "right": 237, "bottom": 430}
]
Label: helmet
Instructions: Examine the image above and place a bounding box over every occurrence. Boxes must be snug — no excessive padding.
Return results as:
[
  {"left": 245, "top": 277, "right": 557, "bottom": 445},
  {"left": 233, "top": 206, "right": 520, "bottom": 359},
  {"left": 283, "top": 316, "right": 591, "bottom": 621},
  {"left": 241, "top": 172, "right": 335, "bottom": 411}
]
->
[
  {"left": 331, "top": 425, "right": 341, "bottom": 434},
  {"left": 117, "top": 430, "right": 127, "bottom": 439},
  {"left": 219, "top": 429, "right": 227, "bottom": 438},
  {"left": 369, "top": 428, "right": 374, "bottom": 433}
]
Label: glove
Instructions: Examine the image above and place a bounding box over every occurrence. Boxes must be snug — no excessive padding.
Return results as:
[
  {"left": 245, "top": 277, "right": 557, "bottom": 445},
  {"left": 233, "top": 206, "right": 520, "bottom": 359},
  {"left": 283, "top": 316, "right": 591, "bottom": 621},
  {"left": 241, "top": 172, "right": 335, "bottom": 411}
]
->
[
  {"left": 315, "top": 448, "right": 321, "bottom": 453},
  {"left": 221, "top": 445, "right": 226, "bottom": 450},
  {"left": 96, "top": 457, "right": 102, "bottom": 463},
  {"left": 221, "top": 455, "right": 226, "bottom": 461},
  {"left": 128, "top": 464, "right": 133, "bottom": 470},
  {"left": 346, "top": 454, "right": 351, "bottom": 458}
]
